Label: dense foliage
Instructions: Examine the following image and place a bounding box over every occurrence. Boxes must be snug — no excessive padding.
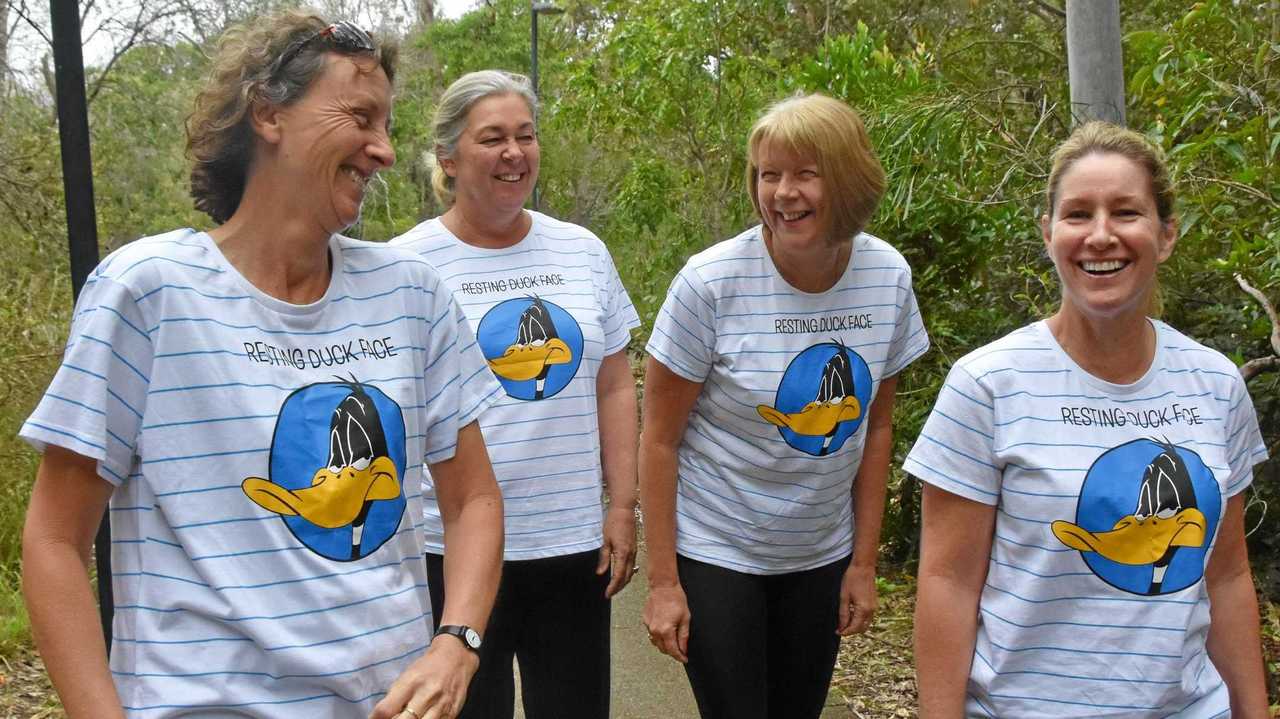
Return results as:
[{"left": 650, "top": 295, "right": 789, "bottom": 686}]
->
[{"left": 0, "top": 0, "right": 1275, "bottom": 663}]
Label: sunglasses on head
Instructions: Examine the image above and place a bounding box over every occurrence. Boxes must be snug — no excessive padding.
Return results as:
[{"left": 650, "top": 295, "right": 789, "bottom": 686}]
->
[{"left": 268, "top": 21, "right": 375, "bottom": 81}]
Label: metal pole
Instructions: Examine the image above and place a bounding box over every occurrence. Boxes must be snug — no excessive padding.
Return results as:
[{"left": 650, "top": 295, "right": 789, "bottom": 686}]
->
[
  {"left": 49, "top": 0, "right": 110, "bottom": 649},
  {"left": 1065, "top": 0, "right": 1126, "bottom": 125},
  {"left": 530, "top": 3, "right": 540, "bottom": 210}
]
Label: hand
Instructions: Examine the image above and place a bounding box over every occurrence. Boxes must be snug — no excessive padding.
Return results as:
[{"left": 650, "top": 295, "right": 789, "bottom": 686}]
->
[
  {"left": 597, "top": 505, "right": 638, "bottom": 598},
  {"left": 643, "top": 583, "right": 691, "bottom": 663},
  {"left": 836, "top": 563, "right": 878, "bottom": 636},
  {"left": 369, "top": 635, "right": 480, "bottom": 719}
]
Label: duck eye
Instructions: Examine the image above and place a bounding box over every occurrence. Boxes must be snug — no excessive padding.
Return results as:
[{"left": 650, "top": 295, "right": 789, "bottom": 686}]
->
[
  {"left": 351, "top": 457, "right": 371, "bottom": 471},
  {"left": 1156, "top": 507, "right": 1176, "bottom": 519}
]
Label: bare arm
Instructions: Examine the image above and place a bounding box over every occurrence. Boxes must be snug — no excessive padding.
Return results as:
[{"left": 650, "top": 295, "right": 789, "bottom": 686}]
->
[
  {"left": 1204, "top": 493, "right": 1268, "bottom": 718},
  {"left": 22, "top": 445, "right": 125, "bottom": 719},
  {"left": 915, "top": 483, "right": 996, "bottom": 718},
  {"left": 837, "top": 376, "right": 897, "bottom": 635},
  {"left": 372, "top": 420, "right": 502, "bottom": 719},
  {"left": 595, "top": 349, "right": 640, "bottom": 598},
  {"left": 638, "top": 357, "right": 703, "bottom": 663}
]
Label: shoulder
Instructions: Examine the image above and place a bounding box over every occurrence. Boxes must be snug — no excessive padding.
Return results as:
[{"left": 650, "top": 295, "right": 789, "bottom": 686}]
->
[
  {"left": 951, "top": 322, "right": 1052, "bottom": 382},
  {"left": 388, "top": 217, "right": 452, "bottom": 256},
  {"left": 335, "top": 235, "right": 447, "bottom": 289},
  {"left": 529, "top": 211, "right": 610, "bottom": 257},
  {"left": 1153, "top": 320, "right": 1245, "bottom": 382},
  {"left": 90, "top": 228, "right": 210, "bottom": 298},
  {"left": 682, "top": 225, "right": 765, "bottom": 279},
  {"left": 853, "top": 232, "right": 913, "bottom": 279}
]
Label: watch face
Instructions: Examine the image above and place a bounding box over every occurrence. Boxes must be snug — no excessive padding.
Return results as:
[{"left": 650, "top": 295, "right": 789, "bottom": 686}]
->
[{"left": 463, "top": 628, "right": 481, "bottom": 649}]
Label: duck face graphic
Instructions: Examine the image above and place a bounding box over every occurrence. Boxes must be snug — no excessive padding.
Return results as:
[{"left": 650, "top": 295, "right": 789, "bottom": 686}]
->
[
  {"left": 243, "top": 379, "right": 407, "bottom": 561},
  {"left": 757, "top": 341, "right": 872, "bottom": 456},
  {"left": 1051, "top": 438, "right": 1220, "bottom": 595},
  {"left": 477, "top": 296, "right": 584, "bottom": 401}
]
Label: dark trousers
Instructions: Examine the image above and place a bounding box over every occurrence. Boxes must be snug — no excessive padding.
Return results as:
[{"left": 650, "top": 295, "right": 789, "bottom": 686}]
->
[
  {"left": 677, "top": 553, "right": 851, "bottom": 719},
  {"left": 426, "top": 550, "right": 610, "bottom": 719}
]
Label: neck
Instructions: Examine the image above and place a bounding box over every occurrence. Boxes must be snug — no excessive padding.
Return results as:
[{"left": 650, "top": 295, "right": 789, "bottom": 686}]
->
[
  {"left": 763, "top": 229, "right": 851, "bottom": 293},
  {"left": 1046, "top": 307, "right": 1155, "bottom": 384},
  {"left": 208, "top": 170, "right": 334, "bottom": 305},
  {"left": 442, "top": 199, "right": 530, "bottom": 249}
]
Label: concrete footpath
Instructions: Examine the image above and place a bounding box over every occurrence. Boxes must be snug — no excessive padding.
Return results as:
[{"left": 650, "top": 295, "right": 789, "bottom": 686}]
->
[{"left": 512, "top": 544, "right": 850, "bottom": 718}]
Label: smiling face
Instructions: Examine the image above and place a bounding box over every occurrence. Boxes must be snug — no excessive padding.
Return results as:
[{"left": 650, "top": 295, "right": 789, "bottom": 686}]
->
[
  {"left": 441, "top": 92, "right": 539, "bottom": 216},
  {"left": 754, "top": 141, "right": 830, "bottom": 254},
  {"left": 269, "top": 54, "right": 395, "bottom": 234},
  {"left": 1043, "top": 152, "right": 1177, "bottom": 324}
]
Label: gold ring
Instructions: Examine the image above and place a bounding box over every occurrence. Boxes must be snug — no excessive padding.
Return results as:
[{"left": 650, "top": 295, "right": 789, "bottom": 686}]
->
[{"left": 403, "top": 708, "right": 421, "bottom": 719}]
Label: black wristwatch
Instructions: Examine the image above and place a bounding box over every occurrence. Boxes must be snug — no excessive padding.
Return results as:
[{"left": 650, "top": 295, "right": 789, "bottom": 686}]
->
[{"left": 435, "top": 624, "right": 482, "bottom": 654}]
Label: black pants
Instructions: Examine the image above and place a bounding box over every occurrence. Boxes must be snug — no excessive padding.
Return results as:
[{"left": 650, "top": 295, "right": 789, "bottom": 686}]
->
[
  {"left": 678, "top": 553, "right": 851, "bottom": 719},
  {"left": 425, "top": 550, "right": 610, "bottom": 719}
]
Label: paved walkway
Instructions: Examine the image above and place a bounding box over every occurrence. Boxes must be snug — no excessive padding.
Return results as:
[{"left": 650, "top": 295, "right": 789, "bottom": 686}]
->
[{"left": 512, "top": 545, "right": 850, "bottom": 718}]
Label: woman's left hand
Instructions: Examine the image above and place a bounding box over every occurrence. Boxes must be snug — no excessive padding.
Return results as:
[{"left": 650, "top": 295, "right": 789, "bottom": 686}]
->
[
  {"left": 597, "top": 504, "right": 638, "bottom": 598},
  {"left": 369, "top": 638, "right": 480, "bottom": 719},
  {"left": 836, "top": 563, "right": 878, "bottom": 636}
]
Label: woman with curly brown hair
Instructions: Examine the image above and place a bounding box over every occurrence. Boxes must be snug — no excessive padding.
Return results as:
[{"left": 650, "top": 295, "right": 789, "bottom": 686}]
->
[{"left": 21, "top": 10, "right": 502, "bottom": 718}]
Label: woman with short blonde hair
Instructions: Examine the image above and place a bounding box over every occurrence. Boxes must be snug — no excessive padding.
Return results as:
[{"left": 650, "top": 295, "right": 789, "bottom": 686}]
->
[{"left": 641, "top": 93, "right": 928, "bottom": 718}]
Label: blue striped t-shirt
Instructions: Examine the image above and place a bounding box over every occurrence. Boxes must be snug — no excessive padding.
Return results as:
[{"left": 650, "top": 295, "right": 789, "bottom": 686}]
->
[
  {"left": 904, "top": 320, "right": 1267, "bottom": 718},
  {"left": 20, "top": 229, "right": 500, "bottom": 717},
  {"left": 647, "top": 227, "right": 929, "bottom": 574}
]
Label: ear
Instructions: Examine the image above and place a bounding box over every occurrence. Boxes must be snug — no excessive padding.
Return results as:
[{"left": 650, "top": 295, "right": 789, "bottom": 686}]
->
[
  {"left": 436, "top": 148, "right": 457, "bottom": 179},
  {"left": 249, "top": 96, "right": 284, "bottom": 146},
  {"left": 1040, "top": 213, "right": 1052, "bottom": 252},
  {"left": 1156, "top": 218, "right": 1178, "bottom": 263}
]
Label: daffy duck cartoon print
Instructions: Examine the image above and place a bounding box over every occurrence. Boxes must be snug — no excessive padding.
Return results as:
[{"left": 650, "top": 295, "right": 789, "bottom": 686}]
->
[
  {"left": 1051, "top": 438, "right": 1221, "bottom": 596},
  {"left": 757, "top": 339, "right": 873, "bottom": 457},
  {"left": 477, "top": 296, "right": 584, "bottom": 401},
  {"left": 243, "top": 377, "right": 408, "bottom": 562}
]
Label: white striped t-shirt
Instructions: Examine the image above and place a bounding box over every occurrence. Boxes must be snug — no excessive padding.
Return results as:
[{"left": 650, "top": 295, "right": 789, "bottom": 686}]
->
[
  {"left": 392, "top": 211, "right": 640, "bottom": 559},
  {"left": 20, "top": 229, "right": 501, "bottom": 717},
  {"left": 646, "top": 227, "right": 929, "bottom": 574},
  {"left": 904, "top": 320, "right": 1267, "bottom": 718}
]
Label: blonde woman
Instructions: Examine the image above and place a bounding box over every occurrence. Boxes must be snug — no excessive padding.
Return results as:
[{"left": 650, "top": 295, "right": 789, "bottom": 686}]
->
[
  {"left": 641, "top": 93, "right": 929, "bottom": 719},
  {"left": 909, "top": 122, "right": 1269, "bottom": 717}
]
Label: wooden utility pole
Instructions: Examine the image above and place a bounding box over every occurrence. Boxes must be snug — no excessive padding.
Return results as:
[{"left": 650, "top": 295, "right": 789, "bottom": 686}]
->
[{"left": 1065, "top": 0, "right": 1126, "bottom": 125}]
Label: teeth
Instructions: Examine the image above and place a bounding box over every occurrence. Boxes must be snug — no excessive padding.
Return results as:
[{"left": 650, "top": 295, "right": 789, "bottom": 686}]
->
[
  {"left": 344, "top": 167, "right": 368, "bottom": 187},
  {"left": 780, "top": 211, "right": 809, "bottom": 221},
  {"left": 1081, "top": 260, "right": 1126, "bottom": 273},
  {"left": 497, "top": 174, "right": 522, "bottom": 182}
]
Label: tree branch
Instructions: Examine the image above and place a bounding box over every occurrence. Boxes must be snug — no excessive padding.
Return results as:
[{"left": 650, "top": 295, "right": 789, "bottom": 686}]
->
[{"left": 1235, "top": 273, "right": 1280, "bottom": 357}]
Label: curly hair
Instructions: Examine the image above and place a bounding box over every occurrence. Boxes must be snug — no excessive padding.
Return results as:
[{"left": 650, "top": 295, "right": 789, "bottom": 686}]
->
[{"left": 185, "top": 9, "right": 398, "bottom": 224}]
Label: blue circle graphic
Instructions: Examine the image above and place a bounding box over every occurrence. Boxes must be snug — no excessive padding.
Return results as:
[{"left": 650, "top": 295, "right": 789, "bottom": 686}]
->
[
  {"left": 767, "top": 342, "right": 873, "bottom": 457},
  {"left": 268, "top": 382, "right": 407, "bottom": 561},
  {"left": 1069, "top": 438, "right": 1221, "bottom": 595},
  {"left": 476, "top": 297, "right": 584, "bottom": 401}
]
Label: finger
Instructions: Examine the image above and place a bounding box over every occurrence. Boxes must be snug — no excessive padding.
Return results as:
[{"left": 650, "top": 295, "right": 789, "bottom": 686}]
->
[
  {"left": 676, "top": 617, "right": 690, "bottom": 663},
  {"left": 596, "top": 544, "right": 611, "bottom": 575},
  {"left": 604, "top": 564, "right": 626, "bottom": 598},
  {"left": 837, "top": 594, "right": 852, "bottom": 633}
]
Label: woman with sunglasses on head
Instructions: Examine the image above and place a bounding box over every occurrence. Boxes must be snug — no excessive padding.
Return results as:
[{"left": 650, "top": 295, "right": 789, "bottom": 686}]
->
[
  {"left": 21, "top": 11, "right": 503, "bottom": 719},
  {"left": 908, "top": 122, "right": 1269, "bottom": 717},
  {"left": 640, "top": 94, "right": 929, "bottom": 719},
  {"left": 392, "top": 70, "right": 640, "bottom": 719}
]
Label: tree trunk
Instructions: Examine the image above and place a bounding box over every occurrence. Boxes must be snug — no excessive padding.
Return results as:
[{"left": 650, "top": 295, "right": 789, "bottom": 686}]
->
[{"left": 1065, "top": 0, "right": 1125, "bottom": 125}]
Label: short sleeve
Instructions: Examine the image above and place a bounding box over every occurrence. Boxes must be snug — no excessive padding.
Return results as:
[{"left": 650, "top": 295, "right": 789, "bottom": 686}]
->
[
  {"left": 645, "top": 263, "right": 716, "bottom": 382},
  {"left": 1223, "top": 371, "right": 1268, "bottom": 497},
  {"left": 419, "top": 277, "right": 502, "bottom": 465},
  {"left": 902, "top": 363, "right": 1002, "bottom": 505},
  {"left": 595, "top": 243, "right": 641, "bottom": 355},
  {"left": 883, "top": 269, "right": 929, "bottom": 377},
  {"left": 20, "top": 274, "right": 154, "bottom": 485}
]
